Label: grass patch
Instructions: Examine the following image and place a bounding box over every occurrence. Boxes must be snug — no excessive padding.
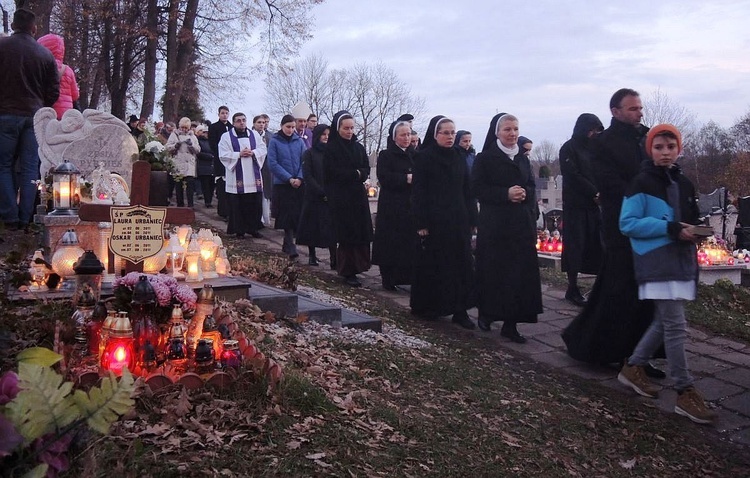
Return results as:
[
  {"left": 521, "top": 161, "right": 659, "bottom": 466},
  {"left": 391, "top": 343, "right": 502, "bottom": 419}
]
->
[{"left": 687, "top": 279, "right": 750, "bottom": 344}]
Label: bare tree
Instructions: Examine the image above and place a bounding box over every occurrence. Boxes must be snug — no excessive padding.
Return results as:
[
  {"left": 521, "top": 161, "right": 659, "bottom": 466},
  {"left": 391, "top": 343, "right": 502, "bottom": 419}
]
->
[
  {"left": 530, "top": 139, "right": 559, "bottom": 177},
  {"left": 265, "top": 56, "right": 425, "bottom": 155},
  {"left": 642, "top": 87, "right": 697, "bottom": 137},
  {"left": 730, "top": 109, "right": 750, "bottom": 153}
]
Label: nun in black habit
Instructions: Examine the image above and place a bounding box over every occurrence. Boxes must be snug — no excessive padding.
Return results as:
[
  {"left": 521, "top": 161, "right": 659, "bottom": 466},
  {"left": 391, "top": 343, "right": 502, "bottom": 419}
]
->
[
  {"left": 559, "top": 113, "right": 604, "bottom": 305},
  {"left": 472, "top": 113, "right": 543, "bottom": 342},
  {"left": 296, "top": 124, "right": 336, "bottom": 267},
  {"left": 409, "top": 115, "right": 477, "bottom": 329},
  {"left": 372, "top": 120, "right": 417, "bottom": 290},
  {"left": 324, "top": 111, "right": 373, "bottom": 287}
]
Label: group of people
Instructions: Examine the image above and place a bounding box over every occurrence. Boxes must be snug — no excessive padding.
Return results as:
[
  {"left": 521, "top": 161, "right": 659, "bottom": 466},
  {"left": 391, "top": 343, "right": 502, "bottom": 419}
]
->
[
  {"left": 0, "top": 8, "right": 714, "bottom": 426},
  {"left": 561, "top": 88, "right": 715, "bottom": 425}
]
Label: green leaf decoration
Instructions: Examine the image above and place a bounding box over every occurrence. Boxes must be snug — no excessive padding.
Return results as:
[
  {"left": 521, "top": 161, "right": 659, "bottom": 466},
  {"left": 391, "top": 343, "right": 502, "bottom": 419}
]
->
[
  {"left": 5, "top": 363, "right": 79, "bottom": 443},
  {"left": 21, "top": 464, "right": 48, "bottom": 478},
  {"left": 72, "top": 368, "right": 136, "bottom": 435},
  {"left": 16, "top": 347, "right": 62, "bottom": 367}
]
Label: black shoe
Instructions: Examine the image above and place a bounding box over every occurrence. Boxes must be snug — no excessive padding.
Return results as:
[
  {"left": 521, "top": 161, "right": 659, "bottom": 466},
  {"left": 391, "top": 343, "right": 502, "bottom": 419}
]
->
[
  {"left": 250, "top": 231, "right": 264, "bottom": 239},
  {"left": 644, "top": 362, "right": 667, "bottom": 379},
  {"left": 452, "top": 312, "right": 476, "bottom": 330},
  {"left": 308, "top": 257, "right": 319, "bottom": 266},
  {"left": 344, "top": 275, "right": 362, "bottom": 287},
  {"left": 500, "top": 325, "right": 527, "bottom": 344},
  {"left": 477, "top": 315, "right": 493, "bottom": 332},
  {"left": 565, "top": 290, "right": 587, "bottom": 307},
  {"left": 382, "top": 281, "right": 397, "bottom": 291}
]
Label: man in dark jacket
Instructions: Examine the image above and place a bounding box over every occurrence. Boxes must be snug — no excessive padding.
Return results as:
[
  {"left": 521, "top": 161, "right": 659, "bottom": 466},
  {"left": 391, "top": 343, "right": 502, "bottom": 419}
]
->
[
  {"left": 559, "top": 113, "right": 604, "bottom": 305},
  {"left": 209, "top": 106, "right": 231, "bottom": 219},
  {"left": 563, "top": 89, "right": 664, "bottom": 378},
  {"left": 0, "top": 9, "right": 59, "bottom": 229}
]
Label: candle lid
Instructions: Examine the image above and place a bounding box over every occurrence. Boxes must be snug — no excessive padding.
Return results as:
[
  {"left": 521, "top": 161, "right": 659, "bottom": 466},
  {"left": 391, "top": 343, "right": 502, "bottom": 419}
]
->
[
  {"left": 197, "top": 284, "right": 215, "bottom": 304},
  {"left": 73, "top": 250, "right": 105, "bottom": 275},
  {"left": 110, "top": 314, "right": 133, "bottom": 338},
  {"left": 132, "top": 275, "right": 156, "bottom": 304},
  {"left": 53, "top": 159, "right": 81, "bottom": 175}
]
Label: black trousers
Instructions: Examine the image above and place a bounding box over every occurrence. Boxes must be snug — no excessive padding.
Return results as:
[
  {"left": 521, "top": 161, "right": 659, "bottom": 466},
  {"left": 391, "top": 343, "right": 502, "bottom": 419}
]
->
[
  {"left": 174, "top": 176, "right": 195, "bottom": 207},
  {"left": 216, "top": 178, "right": 228, "bottom": 218},
  {"left": 227, "top": 192, "right": 262, "bottom": 236},
  {"left": 198, "top": 175, "right": 215, "bottom": 206}
]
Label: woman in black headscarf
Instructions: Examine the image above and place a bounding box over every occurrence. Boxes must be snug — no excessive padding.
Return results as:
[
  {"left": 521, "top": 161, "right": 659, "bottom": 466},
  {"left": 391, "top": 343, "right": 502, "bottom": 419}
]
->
[
  {"left": 324, "top": 110, "right": 373, "bottom": 287},
  {"left": 372, "top": 120, "right": 416, "bottom": 290},
  {"left": 472, "top": 113, "right": 543, "bottom": 342},
  {"left": 410, "top": 115, "right": 477, "bottom": 329},
  {"left": 296, "top": 124, "right": 336, "bottom": 267}
]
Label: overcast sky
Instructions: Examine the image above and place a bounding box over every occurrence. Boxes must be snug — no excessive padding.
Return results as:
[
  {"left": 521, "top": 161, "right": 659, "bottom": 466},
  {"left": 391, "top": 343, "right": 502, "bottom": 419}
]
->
[{"left": 211, "top": 0, "right": 750, "bottom": 149}]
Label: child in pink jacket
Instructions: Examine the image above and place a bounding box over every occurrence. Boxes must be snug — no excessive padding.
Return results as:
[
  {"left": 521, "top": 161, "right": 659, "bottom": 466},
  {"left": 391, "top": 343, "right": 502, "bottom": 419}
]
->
[{"left": 37, "top": 34, "right": 79, "bottom": 120}]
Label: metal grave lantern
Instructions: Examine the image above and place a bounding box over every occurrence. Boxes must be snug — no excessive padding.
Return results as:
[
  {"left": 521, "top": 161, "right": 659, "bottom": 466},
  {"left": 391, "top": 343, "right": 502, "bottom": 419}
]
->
[
  {"left": 50, "top": 159, "right": 81, "bottom": 216},
  {"left": 185, "top": 233, "right": 203, "bottom": 282},
  {"left": 165, "top": 234, "right": 186, "bottom": 280}
]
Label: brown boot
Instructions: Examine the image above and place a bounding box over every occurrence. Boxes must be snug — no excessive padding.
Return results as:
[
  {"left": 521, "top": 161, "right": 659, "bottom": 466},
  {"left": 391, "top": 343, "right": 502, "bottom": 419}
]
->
[
  {"left": 618, "top": 362, "right": 660, "bottom": 398},
  {"left": 675, "top": 387, "right": 717, "bottom": 425}
]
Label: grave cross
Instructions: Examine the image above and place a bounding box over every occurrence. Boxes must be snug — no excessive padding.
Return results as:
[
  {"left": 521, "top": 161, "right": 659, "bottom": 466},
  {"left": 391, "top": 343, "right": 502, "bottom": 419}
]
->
[{"left": 78, "top": 160, "right": 195, "bottom": 273}]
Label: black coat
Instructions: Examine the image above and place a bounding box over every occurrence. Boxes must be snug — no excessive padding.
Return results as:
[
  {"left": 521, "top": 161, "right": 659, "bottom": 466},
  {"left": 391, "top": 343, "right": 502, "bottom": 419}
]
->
[
  {"left": 209, "top": 120, "right": 231, "bottom": 177},
  {"left": 472, "top": 142, "right": 542, "bottom": 322},
  {"left": 592, "top": 118, "right": 649, "bottom": 249},
  {"left": 324, "top": 136, "right": 373, "bottom": 246},
  {"left": 409, "top": 143, "right": 476, "bottom": 316},
  {"left": 372, "top": 144, "right": 416, "bottom": 280},
  {"left": 296, "top": 145, "right": 334, "bottom": 247},
  {"left": 562, "top": 117, "right": 656, "bottom": 364},
  {"left": 196, "top": 137, "right": 214, "bottom": 176},
  {"left": 559, "top": 116, "right": 603, "bottom": 275}
]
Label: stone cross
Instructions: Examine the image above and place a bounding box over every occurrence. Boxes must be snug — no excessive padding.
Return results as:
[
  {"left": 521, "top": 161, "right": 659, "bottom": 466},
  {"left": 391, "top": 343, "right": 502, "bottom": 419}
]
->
[{"left": 78, "top": 160, "right": 195, "bottom": 273}]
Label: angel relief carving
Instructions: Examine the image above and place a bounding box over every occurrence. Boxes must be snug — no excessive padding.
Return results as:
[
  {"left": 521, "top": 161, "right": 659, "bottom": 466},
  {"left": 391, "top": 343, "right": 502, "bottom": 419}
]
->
[{"left": 34, "top": 107, "right": 131, "bottom": 178}]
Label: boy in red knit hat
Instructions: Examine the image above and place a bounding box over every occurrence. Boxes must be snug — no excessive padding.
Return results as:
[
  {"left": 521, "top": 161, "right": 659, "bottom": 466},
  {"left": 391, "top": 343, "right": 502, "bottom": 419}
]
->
[{"left": 617, "top": 124, "right": 716, "bottom": 424}]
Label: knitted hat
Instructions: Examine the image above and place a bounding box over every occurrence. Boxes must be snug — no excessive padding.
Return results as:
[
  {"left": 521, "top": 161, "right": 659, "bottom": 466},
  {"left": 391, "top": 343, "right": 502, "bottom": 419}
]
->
[{"left": 646, "top": 124, "right": 682, "bottom": 157}]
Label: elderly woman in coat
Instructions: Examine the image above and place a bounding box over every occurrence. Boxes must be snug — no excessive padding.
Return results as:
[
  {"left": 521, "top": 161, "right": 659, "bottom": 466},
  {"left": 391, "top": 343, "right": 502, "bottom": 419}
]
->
[
  {"left": 472, "top": 113, "right": 543, "bottom": 342},
  {"left": 410, "top": 115, "right": 477, "bottom": 329},
  {"left": 166, "top": 117, "right": 200, "bottom": 207}
]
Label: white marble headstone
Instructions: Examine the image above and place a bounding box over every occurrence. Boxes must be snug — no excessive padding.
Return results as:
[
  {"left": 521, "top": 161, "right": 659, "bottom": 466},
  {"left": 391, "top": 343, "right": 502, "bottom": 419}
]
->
[{"left": 34, "top": 107, "right": 139, "bottom": 189}]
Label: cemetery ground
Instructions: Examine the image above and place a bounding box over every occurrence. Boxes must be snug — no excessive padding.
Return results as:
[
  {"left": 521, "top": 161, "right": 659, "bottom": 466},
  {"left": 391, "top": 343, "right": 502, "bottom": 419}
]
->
[{"left": 2, "top": 223, "right": 750, "bottom": 477}]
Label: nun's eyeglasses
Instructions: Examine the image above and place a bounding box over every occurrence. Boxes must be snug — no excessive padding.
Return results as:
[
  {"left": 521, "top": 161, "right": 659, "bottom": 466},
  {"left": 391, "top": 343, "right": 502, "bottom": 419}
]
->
[{"left": 437, "top": 131, "right": 457, "bottom": 136}]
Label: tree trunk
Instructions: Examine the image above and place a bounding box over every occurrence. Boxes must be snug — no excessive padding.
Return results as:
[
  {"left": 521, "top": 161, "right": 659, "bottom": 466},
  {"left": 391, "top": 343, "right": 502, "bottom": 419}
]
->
[
  {"left": 20, "top": 0, "right": 54, "bottom": 36},
  {"left": 140, "top": 0, "right": 158, "bottom": 120},
  {"left": 163, "top": 0, "right": 199, "bottom": 122}
]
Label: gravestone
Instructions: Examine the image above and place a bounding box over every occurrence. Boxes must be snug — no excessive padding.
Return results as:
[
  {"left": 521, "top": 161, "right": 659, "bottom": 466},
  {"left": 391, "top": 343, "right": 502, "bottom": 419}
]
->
[{"left": 34, "top": 107, "right": 138, "bottom": 189}]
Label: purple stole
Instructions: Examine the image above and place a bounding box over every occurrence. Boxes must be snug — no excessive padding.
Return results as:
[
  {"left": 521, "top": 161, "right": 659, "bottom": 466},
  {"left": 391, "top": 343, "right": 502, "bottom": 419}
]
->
[{"left": 229, "top": 129, "right": 262, "bottom": 194}]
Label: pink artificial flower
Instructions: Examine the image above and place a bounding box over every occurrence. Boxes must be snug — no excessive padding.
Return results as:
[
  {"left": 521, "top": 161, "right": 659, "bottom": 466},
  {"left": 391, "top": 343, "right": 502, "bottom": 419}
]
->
[{"left": 0, "top": 371, "right": 20, "bottom": 405}]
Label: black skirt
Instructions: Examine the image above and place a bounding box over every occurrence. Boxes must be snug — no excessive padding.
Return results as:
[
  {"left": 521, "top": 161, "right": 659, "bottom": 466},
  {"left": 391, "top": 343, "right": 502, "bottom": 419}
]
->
[{"left": 272, "top": 184, "right": 304, "bottom": 230}]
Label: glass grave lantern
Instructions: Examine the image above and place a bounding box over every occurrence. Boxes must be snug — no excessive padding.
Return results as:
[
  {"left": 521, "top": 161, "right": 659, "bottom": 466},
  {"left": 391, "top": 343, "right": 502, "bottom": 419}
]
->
[
  {"left": 164, "top": 234, "right": 186, "bottom": 280},
  {"left": 72, "top": 250, "right": 104, "bottom": 305},
  {"left": 200, "top": 314, "right": 223, "bottom": 358},
  {"left": 51, "top": 229, "right": 85, "bottom": 291},
  {"left": 49, "top": 159, "right": 81, "bottom": 216},
  {"left": 28, "top": 249, "right": 50, "bottom": 291},
  {"left": 102, "top": 312, "right": 135, "bottom": 375},
  {"left": 130, "top": 275, "right": 160, "bottom": 358},
  {"left": 175, "top": 225, "right": 192, "bottom": 247},
  {"left": 71, "top": 286, "right": 96, "bottom": 356},
  {"left": 199, "top": 236, "right": 219, "bottom": 279},
  {"left": 184, "top": 233, "right": 203, "bottom": 282}
]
